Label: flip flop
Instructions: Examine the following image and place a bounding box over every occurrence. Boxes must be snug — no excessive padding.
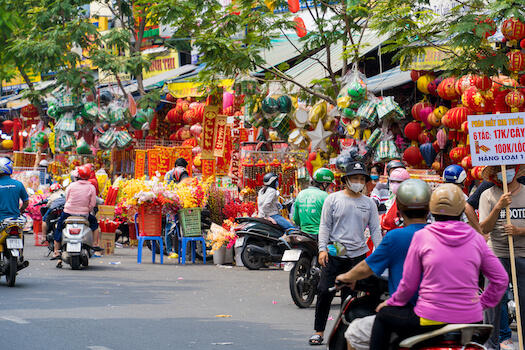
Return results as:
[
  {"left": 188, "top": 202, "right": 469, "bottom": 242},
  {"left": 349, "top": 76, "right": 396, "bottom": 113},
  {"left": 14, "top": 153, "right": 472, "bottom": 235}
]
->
[
  {"left": 309, "top": 334, "right": 323, "bottom": 345},
  {"left": 49, "top": 254, "right": 61, "bottom": 261},
  {"left": 92, "top": 246, "right": 103, "bottom": 252}
]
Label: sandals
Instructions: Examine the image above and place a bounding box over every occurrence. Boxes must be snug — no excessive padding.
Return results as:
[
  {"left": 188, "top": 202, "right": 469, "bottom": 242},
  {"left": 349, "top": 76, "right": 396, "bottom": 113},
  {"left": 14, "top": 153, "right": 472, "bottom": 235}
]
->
[
  {"left": 309, "top": 334, "right": 323, "bottom": 346},
  {"left": 49, "top": 253, "right": 61, "bottom": 261}
]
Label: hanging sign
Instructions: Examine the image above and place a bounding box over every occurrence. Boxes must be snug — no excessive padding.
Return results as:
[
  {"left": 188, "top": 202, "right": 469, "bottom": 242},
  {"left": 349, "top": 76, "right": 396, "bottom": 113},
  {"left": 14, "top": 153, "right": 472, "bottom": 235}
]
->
[
  {"left": 468, "top": 113, "right": 525, "bottom": 166},
  {"left": 202, "top": 159, "right": 215, "bottom": 181},
  {"left": 135, "top": 150, "right": 147, "bottom": 178},
  {"left": 213, "top": 115, "right": 228, "bottom": 157},
  {"left": 156, "top": 147, "right": 172, "bottom": 177},
  {"left": 202, "top": 106, "right": 220, "bottom": 160},
  {"left": 147, "top": 149, "right": 159, "bottom": 177}
]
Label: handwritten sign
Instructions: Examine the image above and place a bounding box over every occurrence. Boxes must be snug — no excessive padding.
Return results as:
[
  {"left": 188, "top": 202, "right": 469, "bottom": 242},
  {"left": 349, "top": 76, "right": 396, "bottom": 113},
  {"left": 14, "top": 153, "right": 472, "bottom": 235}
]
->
[{"left": 468, "top": 113, "right": 525, "bottom": 166}]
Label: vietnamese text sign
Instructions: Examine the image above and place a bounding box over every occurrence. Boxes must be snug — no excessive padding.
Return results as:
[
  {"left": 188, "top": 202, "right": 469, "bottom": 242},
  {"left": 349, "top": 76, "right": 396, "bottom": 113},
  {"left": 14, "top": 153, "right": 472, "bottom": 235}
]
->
[{"left": 468, "top": 113, "right": 525, "bottom": 166}]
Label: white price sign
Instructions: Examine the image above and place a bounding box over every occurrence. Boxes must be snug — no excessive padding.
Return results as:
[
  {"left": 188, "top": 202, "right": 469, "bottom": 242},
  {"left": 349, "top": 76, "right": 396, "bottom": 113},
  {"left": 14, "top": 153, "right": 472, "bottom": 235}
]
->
[{"left": 468, "top": 113, "right": 525, "bottom": 166}]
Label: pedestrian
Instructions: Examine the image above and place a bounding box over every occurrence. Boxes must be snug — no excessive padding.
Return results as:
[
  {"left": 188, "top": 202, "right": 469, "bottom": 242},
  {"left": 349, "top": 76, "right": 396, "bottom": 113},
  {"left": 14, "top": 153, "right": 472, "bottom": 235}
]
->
[
  {"left": 370, "top": 159, "right": 405, "bottom": 214},
  {"left": 309, "top": 161, "right": 382, "bottom": 346},
  {"left": 0, "top": 157, "right": 29, "bottom": 221},
  {"left": 365, "top": 164, "right": 382, "bottom": 196},
  {"left": 479, "top": 164, "right": 525, "bottom": 350}
]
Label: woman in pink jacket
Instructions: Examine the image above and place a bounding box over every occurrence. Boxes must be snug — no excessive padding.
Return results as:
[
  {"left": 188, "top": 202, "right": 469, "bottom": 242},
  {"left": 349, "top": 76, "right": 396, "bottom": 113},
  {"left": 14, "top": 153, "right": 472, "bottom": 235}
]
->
[{"left": 370, "top": 184, "right": 508, "bottom": 349}]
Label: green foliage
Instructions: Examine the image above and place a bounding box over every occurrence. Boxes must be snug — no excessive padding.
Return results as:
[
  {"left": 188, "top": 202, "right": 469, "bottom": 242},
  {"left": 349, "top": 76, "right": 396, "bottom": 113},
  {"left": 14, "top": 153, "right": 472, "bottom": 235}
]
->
[{"left": 137, "top": 89, "right": 162, "bottom": 110}]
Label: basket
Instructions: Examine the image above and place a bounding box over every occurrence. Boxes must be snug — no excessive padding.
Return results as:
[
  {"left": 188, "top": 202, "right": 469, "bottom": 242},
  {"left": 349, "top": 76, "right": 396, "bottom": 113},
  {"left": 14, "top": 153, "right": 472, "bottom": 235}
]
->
[
  {"left": 138, "top": 205, "right": 163, "bottom": 236},
  {"left": 178, "top": 208, "right": 202, "bottom": 237},
  {"left": 97, "top": 205, "right": 116, "bottom": 220}
]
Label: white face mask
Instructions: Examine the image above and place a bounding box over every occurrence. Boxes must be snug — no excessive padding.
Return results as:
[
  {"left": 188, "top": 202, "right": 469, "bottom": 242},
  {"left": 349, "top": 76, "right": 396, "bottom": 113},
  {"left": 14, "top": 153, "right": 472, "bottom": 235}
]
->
[
  {"left": 346, "top": 178, "right": 364, "bottom": 193},
  {"left": 497, "top": 168, "right": 516, "bottom": 184}
]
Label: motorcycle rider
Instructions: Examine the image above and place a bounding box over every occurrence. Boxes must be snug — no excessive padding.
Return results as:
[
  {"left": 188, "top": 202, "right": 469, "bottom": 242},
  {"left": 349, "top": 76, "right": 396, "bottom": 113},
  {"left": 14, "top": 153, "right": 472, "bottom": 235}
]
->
[
  {"left": 293, "top": 168, "right": 334, "bottom": 237},
  {"left": 41, "top": 183, "right": 65, "bottom": 238},
  {"left": 335, "top": 179, "right": 431, "bottom": 350},
  {"left": 380, "top": 167, "right": 411, "bottom": 232},
  {"left": 258, "top": 172, "right": 295, "bottom": 231},
  {"left": 370, "top": 160, "right": 405, "bottom": 214},
  {"left": 309, "top": 161, "right": 381, "bottom": 346},
  {"left": 369, "top": 183, "right": 508, "bottom": 350},
  {"left": 0, "top": 157, "right": 29, "bottom": 221},
  {"left": 51, "top": 165, "right": 102, "bottom": 260}
]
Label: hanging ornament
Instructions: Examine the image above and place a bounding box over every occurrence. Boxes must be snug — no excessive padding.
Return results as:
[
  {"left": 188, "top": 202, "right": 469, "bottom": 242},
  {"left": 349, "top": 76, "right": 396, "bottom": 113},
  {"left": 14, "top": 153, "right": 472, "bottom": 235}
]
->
[
  {"left": 417, "top": 74, "right": 435, "bottom": 94},
  {"left": 404, "top": 121, "right": 423, "bottom": 142},
  {"left": 454, "top": 75, "right": 475, "bottom": 96},
  {"left": 505, "top": 90, "right": 525, "bottom": 112},
  {"left": 294, "top": 17, "right": 307, "bottom": 38},
  {"left": 420, "top": 142, "right": 437, "bottom": 167},
  {"left": 502, "top": 17, "right": 525, "bottom": 47},
  {"left": 449, "top": 146, "right": 469, "bottom": 164},
  {"left": 461, "top": 86, "right": 494, "bottom": 114},
  {"left": 410, "top": 70, "right": 423, "bottom": 82},
  {"left": 403, "top": 145, "right": 424, "bottom": 167},
  {"left": 473, "top": 75, "right": 493, "bottom": 91},
  {"left": 442, "top": 106, "right": 471, "bottom": 130},
  {"left": 474, "top": 16, "right": 497, "bottom": 39},
  {"left": 288, "top": 0, "right": 300, "bottom": 12},
  {"left": 507, "top": 50, "right": 525, "bottom": 79},
  {"left": 437, "top": 77, "right": 460, "bottom": 102},
  {"left": 419, "top": 106, "right": 434, "bottom": 130},
  {"left": 411, "top": 101, "right": 432, "bottom": 121}
]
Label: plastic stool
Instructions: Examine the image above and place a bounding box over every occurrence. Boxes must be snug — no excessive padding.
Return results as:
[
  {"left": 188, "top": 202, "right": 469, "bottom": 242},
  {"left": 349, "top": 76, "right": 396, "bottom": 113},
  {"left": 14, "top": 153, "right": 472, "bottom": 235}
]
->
[
  {"left": 134, "top": 213, "right": 164, "bottom": 264},
  {"left": 178, "top": 236, "right": 207, "bottom": 264}
]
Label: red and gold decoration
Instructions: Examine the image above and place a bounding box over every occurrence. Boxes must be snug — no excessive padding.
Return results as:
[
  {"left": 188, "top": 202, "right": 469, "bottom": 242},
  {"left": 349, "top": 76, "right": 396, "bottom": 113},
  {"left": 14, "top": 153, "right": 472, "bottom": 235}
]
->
[
  {"left": 507, "top": 50, "right": 525, "bottom": 79},
  {"left": 202, "top": 105, "right": 220, "bottom": 160},
  {"left": 502, "top": 17, "right": 525, "bottom": 47},
  {"left": 135, "top": 150, "right": 146, "bottom": 178},
  {"left": 505, "top": 90, "right": 525, "bottom": 112}
]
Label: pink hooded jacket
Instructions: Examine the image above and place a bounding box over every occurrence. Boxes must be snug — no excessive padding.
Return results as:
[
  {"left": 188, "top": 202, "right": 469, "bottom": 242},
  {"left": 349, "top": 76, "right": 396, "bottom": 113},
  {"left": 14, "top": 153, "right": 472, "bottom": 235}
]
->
[{"left": 387, "top": 221, "right": 508, "bottom": 323}]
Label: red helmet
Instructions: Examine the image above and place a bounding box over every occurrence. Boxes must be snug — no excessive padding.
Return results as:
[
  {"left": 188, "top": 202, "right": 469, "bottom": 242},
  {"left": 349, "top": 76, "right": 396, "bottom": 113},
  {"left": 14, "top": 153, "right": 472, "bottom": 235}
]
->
[
  {"left": 85, "top": 163, "right": 95, "bottom": 171},
  {"left": 50, "top": 183, "right": 62, "bottom": 192},
  {"left": 173, "top": 166, "right": 188, "bottom": 182},
  {"left": 77, "top": 165, "right": 91, "bottom": 180}
]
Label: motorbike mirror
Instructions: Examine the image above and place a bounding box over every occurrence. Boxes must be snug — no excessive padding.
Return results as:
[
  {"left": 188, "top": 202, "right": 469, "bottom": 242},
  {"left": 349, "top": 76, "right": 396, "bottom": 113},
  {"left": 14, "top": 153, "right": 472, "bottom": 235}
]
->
[
  {"left": 62, "top": 178, "right": 70, "bottom": 188},
  {"left": 26, "top": 188, "right": 35, "bottom": 196}
]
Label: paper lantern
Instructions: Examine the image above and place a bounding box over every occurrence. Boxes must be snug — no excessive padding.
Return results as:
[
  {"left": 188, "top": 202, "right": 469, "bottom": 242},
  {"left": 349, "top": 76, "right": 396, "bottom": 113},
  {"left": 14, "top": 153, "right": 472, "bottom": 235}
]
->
[
  {"left": 455, "top": 75, "right": 475, "bottom": 96},
  {"left": 403, "top": 146, "right": 424, "bottom": 166},
  {"left": 427, "top": 80, "right": 439, "bottom": 97},
  {"left": 417, "top": 74, "right": 435, "bottom": 94},
  {"left": 494, "top": 90, "right": 512, "bottom": 114},
  {"left": 474, "top": 16, "right": 497, "bottom": 38},
  {"left": 190, "top": 124, "right": 202, "bottom": 138},
  {"left": 428, "top": 112, "right": 441, "bottom": 127},
  {"left": 410, "top": 70, "right": 422, "bottom": 82},
  {"left": 432, "top": 140, "right": 441, "bottom": 153},
  {"left": 2, "top": 120, "right": 14, "bottom": 134},
  {"left": 294, "top": 17, "right": 307, "bottom": 38},
  {"left": 166, "top": 93, "right": 176, "bottom": 103},
  {"left": 175, "top": 126, "right": 191, "bottom": 141},
  {"left": 411, "top": 101, "right": 432, "bottom": 121},
  {"left": 418, "top": 130, "right": 434, "bottom": 144},
  {"left": 420, "top": 142, "right": 437, "bottom": 167},
  {"left": 404, "top": 121, "right": 423, "bottom": 141},
  {"left": 288, "top": 0, "right": 300, "bottom": 13},
  {"left": 419, "top": 106, "right": 434, "bottom": 130},
  {"left": 461, "top": 121, "right": 469, "bottom": 133},
  {"left": 193, "top": 154, "right": 202, "bottom": 167},
  {"left": 461, "top": 86, "right": 494, "bottom": 113},
  {"left": 1, "top": 139, "right": 13, "bottom": 150},
  {"left": 502, "top": 17, "right": 525, "bottom": 46},
  {"left": 166, "top": 108, "right": 183, "bottom": 124},
  {"left": 449, "top": 146, "right": 469, "bottom": 164},
  {"left": 473, "top": 75, "right": 493, "bottom": 91},
  {"left": 192, "top": 146, "right": 201, "bottom": 156},
  {"left": 505, "top": 90, "right": 525, "bottom": 112},
  {"left": 436, "top": 129, "right": 447, "bottom": 150},
  {"left": 182, "top": 137, "right": 199, "bottom": 148},
  {"left": 432, "top": 161, "right": 441, "bottom": 172},
  {"left": 461, "top": 155, "right": 473, "bottom": 169},
  {"left": 437, "top": 77, "right": 460, "bottom": 101},
  {"left": 442, "top": 106, "right": 471, "bottom": 130},
  {"left": 223, "top": 92, "right": 234, "bottom": 109},
  {"left": 471, "top": 166, "right": 484, "bottom": 180},
  {"left": 182, "top": 109, "right": 198, "bottom": 125}
]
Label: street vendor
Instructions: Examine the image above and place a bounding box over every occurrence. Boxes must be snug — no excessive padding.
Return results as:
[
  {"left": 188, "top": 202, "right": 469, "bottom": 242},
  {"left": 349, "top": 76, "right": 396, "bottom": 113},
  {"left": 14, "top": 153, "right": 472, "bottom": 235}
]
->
[{"left": 165, "top": 158, "right": 190, "bottom": 185}]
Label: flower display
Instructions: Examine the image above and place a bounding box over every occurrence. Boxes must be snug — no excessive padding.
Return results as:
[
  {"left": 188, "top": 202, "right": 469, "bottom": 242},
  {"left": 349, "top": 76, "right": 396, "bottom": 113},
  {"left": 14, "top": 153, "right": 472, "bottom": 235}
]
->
[
  {"left": 26, "top": 194, "right": 47, "bottom": 221},
  {"left": 206, "top": 223, "right": 237, "bottom": 253},
  {"left": 173, "top": 177, "right": 210, "bottom": 209},
  {"left": 223, "top": 199, "right": 256, "bottom": 220}
]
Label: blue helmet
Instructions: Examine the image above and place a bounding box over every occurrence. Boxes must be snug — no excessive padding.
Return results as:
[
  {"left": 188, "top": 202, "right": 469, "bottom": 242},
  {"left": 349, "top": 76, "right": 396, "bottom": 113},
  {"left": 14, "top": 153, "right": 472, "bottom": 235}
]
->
[
  {"left": 443, "top": 164, "right": 467, "bottom": 184},
  {"left": 0, "top": 157, "right": 13, "bottom": 175}
]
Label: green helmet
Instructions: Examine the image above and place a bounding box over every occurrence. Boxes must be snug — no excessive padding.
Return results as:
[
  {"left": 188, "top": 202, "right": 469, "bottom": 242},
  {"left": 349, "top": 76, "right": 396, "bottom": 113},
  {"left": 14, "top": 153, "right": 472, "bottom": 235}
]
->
[
  {"left": 396, "top": 179, "right": 432, "bottom": 212},
  {"left": 313, "top": 168, "right": 335, "bottom": 183}
]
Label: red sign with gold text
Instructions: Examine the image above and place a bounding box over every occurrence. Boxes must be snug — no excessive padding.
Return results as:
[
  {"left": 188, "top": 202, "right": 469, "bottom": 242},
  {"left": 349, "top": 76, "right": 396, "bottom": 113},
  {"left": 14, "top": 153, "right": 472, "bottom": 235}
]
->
[
  {"left": 202, "top": 159, "right": 215, "bottom": 181},
  {"left": 147, "top": 149, "right": 159, "bottom": 177},
  {"left": 213, "top": 115, "right": 228, "bottom": 157},
  {"left": 229, "top": 119, "right": 241, "bottom": 182},
  {"left": 202, "top": 106, "right": 220, "bottom": 160},
  {"left": 216, "top": 126, "right": 232, "bottom": 175},
  {"left": 156, "top": 147, "right": 172, "bottom": 177},
  {"left": 135, "top": 150, "right": 146, "bottom": 178}
]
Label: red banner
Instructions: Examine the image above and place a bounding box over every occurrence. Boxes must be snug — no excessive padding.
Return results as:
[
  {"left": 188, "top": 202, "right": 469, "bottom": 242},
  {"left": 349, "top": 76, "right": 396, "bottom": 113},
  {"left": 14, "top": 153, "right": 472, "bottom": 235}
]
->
[
  {"left": 202, "top": 106, "right": 220, "bottom": 160},
  {"left": 229, "top": 118, "right": 241, "bottom": 183},
  {"left": 147, "top": 149, "right": 159, "bottom": 177},
  {"left": 216, "top": 126, "right": 232, "bottom": 175},
  {"left": 240, "top": 128, "right": 249, "bottom": 143},
  {"left": 213, "top": 115, "right": 228, "bottom": 157},
  {"left": 156, "top": 147, "right": 172, "bottom": 177},
  {"left": 134, "top": 150, "right": 146, "bottom": 178},
  {"left": 202, "top": 159, "right": 215, "bottom": 181}
]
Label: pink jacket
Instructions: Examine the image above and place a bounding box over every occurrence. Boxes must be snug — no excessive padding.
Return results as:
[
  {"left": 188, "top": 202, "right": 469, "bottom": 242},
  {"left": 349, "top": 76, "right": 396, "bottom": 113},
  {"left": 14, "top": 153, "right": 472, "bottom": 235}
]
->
[
  {"left": 64, "top": 180, "right": 96, "bottom": 215},
  {"left": 387, "top": 221, "right": 508, "bottom": 323}
]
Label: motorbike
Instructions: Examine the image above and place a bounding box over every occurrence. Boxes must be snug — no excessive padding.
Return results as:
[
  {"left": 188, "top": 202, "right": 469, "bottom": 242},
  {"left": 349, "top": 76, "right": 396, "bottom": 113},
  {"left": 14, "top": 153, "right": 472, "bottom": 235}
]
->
[
  {"left": 0, "top": 217, "right": 29, "bottom": 286},
  {"left": 327, "top": 276, "right": 493, "bottom": 349},
  {"left": 37, "top": 199, "right": 64, "bottom": 257},
  {"left": 57, "top": 216, "right": 95, "bottom": 270},
  {"left": 280, "top": 229, "right": 320, "bottom": 308}
]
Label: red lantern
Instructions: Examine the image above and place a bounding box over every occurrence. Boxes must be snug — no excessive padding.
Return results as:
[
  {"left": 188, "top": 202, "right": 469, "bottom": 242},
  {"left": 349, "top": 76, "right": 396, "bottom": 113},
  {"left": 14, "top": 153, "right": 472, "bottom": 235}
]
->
[
  {"left": 437, "top": 77, "right": 460, "bottom": 101},
  {"left": 403, "top": 146, "right": 424, "bottom": 167},
  {"left": 294, "top": 17, "right": 307, "bottom": 38},
  {"left": 449, "top": 146, "right": 469, "bottom": 164},
  {"left": 21, "top": 104, "right": 39, "bottom": 119},
  {"left": 502, "top": 17, "right": 525, "bottom": 46},
  {"left": 182, "top": 137, "right": 199, "bottom": 147},
  {"left": 288, "top": 0, "right": 300, "bottom": 13},
  {"left": 455, "top": 75, "right": 475, "bottom": 96},
  {"left": 166, "top": 93, "right": 176, "bottom": 103},
  {"left": 507, "top": 50, "right": 525, "bottom": 75},
  {"left": 182, "top": 109, "right": 198, "bottom": 125},
  {"left": 471, "top": 166, "right": 484, "bottom": 180},
  {"left": 166, "top": 108, "right": 183, "bottom": 124},
  {"left": 505, "top": 90, "right": 525, "bottom": 112},
  {"left": 461, "top": 86, "right": 494, "bottom": 114},
  {"left": 404, "top": 121, "right": 423, "bottom": 141},
  {"left": 418, "top": 130, "right": 434, "bottom": 144},
  {"left": 474, "top": 16, "right": 497, "bottom": 38},
  {"left": 410, "top": 70, "right": 422, "bottom": 82},
  {"left": 2, "top": 120, "right": 14, "bottom": 134},
  {"left": 493, "top": 90, "right": 512, "bottom": 114},
  {"left": 461, "top": 155, "right": 473, "bottom": 169},
  {"left": 473, "top": 75, "right": 492, "bottom": 91},
  {"left": 442, "top": 106, "right": 471, "bottom": 130},
  {"left": 411, "top": 101, "right": 432, "bottom": 121},
  {"left": 192, "top": 103, "right": 205, "bottom": 123},
  {"left": 427, "top": 80, "right": 439, "bottom": 97},
  {"left": 461, "top": 121, "right": 469, "bottom": 133}
]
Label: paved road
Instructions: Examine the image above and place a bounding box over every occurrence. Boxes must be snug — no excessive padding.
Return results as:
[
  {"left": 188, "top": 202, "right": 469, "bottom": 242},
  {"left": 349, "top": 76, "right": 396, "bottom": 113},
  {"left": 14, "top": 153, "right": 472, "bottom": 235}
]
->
[{"left": 0, "top": 234, "right": 340, "bottom": 350}]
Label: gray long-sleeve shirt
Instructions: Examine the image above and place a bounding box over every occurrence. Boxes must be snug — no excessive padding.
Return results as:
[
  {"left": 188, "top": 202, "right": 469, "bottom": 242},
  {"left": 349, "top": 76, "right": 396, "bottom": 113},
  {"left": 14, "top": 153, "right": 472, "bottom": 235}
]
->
[{"left": 318, "top": 191, "right": 382, "bottom": 258}]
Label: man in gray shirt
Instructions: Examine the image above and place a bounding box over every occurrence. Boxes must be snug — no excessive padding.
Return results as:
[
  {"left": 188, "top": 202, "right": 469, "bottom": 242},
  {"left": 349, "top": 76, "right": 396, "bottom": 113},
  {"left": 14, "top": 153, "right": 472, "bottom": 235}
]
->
[{"left": 309, "top": 161, "right": 382, "bottom": 346}]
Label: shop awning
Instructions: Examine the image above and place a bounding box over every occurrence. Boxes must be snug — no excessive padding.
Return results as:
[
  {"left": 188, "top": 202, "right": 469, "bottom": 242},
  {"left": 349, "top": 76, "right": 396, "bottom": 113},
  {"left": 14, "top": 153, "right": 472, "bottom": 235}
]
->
[
  {"left": 367, "top": 66, "right": 412, "bottom": 93},
  {"left": 256, "top": 35, "right": 308, "bottom": 72},
  {"left": 117, "top": 64, "right": 198, "bottom": 95},
  {"left": 166, "top": 79, "right": 235, "bottom": 98}
]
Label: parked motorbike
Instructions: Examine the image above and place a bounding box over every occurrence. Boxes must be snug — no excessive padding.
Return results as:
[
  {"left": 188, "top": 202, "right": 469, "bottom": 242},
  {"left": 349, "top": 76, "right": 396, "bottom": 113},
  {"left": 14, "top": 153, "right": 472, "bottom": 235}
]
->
[
  {"left": 280, "top": 229, "right": 319, "bottom": 308},
  {"left": 0, "top": 217, "right": 29, "bottom": 286},
  {"left": 57, "top": 216, "right": 95, "bottom": 270},
  {"left": 327, "top": 276, "right": 493, "bottom": 349}
]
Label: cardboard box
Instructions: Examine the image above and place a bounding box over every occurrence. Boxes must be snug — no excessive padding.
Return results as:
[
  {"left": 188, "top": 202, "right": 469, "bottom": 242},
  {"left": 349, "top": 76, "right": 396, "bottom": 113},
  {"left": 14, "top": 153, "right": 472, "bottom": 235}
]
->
[{"left": 100, "top": 232, "right": 116, "bottom": 255}]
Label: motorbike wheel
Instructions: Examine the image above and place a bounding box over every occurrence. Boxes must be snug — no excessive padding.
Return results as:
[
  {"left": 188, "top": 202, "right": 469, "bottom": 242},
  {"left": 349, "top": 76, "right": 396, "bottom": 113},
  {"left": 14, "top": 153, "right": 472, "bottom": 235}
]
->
[
  {"left": 71, "top": 255, "right": 81, "bottom": 270},
  {"left": 5, "top": 255, "right": 17, "bottom": 287},
  {"left": 290, "top": 257, "right": 316, "bottom": 308},
  {"left": 241, "top": 243, "right": 264, "bottom": 270}
]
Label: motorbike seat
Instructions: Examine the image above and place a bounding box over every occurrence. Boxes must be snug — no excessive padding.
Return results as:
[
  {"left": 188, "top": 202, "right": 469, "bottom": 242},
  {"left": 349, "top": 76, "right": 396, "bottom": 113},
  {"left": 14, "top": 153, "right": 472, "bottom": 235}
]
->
[
  {"left": 237, "top": 217, "right": 285, "bottom": 231},
  {"left": 65, "top": 216, "right": 90, "bottom": 226},
  {"left": 399, "top": 324, "right": 493, "bottom": 348}
]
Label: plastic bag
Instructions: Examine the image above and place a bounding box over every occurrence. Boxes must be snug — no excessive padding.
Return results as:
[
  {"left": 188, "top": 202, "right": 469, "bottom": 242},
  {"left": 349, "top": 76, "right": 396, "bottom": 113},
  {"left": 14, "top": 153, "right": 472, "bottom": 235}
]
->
[
  {"left": 115, "top": 130, "right": 133, "bottom": 150},
  {"left": 55, "top": 112, "right": 77, "bottom": 132},
  {"left": 58, "top": 133, "right": 76, "bottom": 152},
  {"left": 99, "top": 128, "right": 117, "bottom": 149},
  {"left": 376, "top": 96, "right": 404, "bottom": 121},
  {"left": 81, "top": 102, "right": 99, "bottom": 121}
]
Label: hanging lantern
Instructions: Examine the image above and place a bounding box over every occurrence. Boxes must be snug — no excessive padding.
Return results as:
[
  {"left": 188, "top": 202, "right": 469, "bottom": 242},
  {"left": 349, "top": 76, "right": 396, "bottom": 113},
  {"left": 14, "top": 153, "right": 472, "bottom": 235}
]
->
[
  {"left": 411, "top": 101, "right": 432, "bottom": 121},
  {"left": 437, "top": 77, "right": 460, "bottom": 101},
  {"left": 410, "top": 70, "right": 422, "bottom": 82},
  {"left": 442, "top": 106, "right": 471, "bottom": 130},
  {"left": 404, "top": 121, "right": 423, "bottom": 141},
  {"left": 449, "top": 146, "right": 469, "bottom": 164},
  {"left": 471, "top": 166, "right": 484, "bottom": 180},
  {"left": 505, "top": 90, "right": 525, "bottom": 112},
  {"left": 507, "top": 50, "right": 525, "bottom": 78},
  {"left": 403, "top": 146, "right": 424, "bottom": 167},
  {"left": 493, "top": 90, "right": 512, "bottom": 114},
  {"left": 420, "top": 142, "right": 437, "bottom": 166},
  {"left": 461, "top": 86, "right": 494, "bottom": 114},
  {"left": 294, "top": 17, "right": 307, "bottom": 38},
  {"left": 436, "top": 129, "right": 447, "bottom": 150},
  {"left": 461, "top": 155, "right": 473, "bottom": 169},
  {"left": 428, "top": 112, "right": 442, "bottom": 127},
  {"left": 2, "top": 120, "right": 14, "bottom": 134},
  {"left": 502, "top": 17, "right": 525, "bottom": 46},
  {"left": 166, "top": 108, "right": 183, "bottom": 124},
  {"left": 473, "top": 75, "right": 493, "bottom": 91},
  {"left": 288, "top": 0, "right": 300, "bottom": 13},
  {"left": 455, "top": 75, "right": 475, "bottom": 96},
  {"left": 427, "top": 79, "right": 439, "bottom": 97},
  {"left": 417, "top": 74, "right": 435, "bottom": 94},
  {"left": 419, "top": 106, "right": 434, "bottom": 130},
  {"left": 474, "top": 16, "right": 497, "bottom": 39},
  {"left": 418, "top": 130, "right": 434, "bottom": 144},
  {"left": 166, "top": 93, "right": 176, "bottom": 103}
]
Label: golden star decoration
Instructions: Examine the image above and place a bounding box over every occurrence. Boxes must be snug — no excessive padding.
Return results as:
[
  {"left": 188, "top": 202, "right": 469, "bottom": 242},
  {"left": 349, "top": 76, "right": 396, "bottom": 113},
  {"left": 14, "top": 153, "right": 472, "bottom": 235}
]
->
[
  {"left": 310, "top": 152, "right": 327, "bottom": 174},
  {"left": 306, "top": 121, "right": 333, "bottom": 152}
]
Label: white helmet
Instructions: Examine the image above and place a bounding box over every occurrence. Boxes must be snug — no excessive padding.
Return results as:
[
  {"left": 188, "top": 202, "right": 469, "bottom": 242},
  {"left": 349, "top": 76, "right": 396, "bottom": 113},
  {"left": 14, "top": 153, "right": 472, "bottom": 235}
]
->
[{"left": 0, "top": 157, "right": 13, "bottom": 175}]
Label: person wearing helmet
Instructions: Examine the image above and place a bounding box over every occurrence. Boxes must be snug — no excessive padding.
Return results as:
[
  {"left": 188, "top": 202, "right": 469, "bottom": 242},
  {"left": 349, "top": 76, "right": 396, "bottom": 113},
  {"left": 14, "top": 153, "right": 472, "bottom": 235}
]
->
[
  {"left": 336, "top": 179, "right": 431, "bottom": 350},
  {"left": 309, "top": 162, "right": 381, "bottom": 346},
  {"left": 51, "top": 165, "right": 102, "bottom": 260},
  {"left": 39, "top": 159, "right": 52, "bottom": 185},
  {"left": 84, "top": 163, "right": 99, "bottom": 195},
  {"left": 369, "top": 183, "right": 508, "bottom": 350},
  {"left": 370, "top": 160, "right": 406, "bottom": 214},
  {"left": 380, "top": 167, "right": 411, "bottom": 232},
  {"left": 165, "top": 158, "right": 190, "bottom": 185},
  {"left": 257, "top": 172, "right": 295, "bottom": 230},
  {"left": 292, "top": 168, "right": 333, "bottom": 236},
  {"left": 440, "top": 164, "right": 483, "bottom": 233},
  {"left": 479, "top": 164, "right": 525, "bottom": 349},
  {"left": 41, "top": 183, "right": 66, "bottom": 238},
  {"left": 0, "top": 157, "right": 29, "bottom": 221}
]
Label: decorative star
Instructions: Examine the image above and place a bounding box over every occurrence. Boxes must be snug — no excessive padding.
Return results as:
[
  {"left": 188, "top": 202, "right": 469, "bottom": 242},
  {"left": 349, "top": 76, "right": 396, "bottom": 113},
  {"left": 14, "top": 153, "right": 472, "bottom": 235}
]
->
[
  {"left": 310, "top": 151, "right": 326, "bottom": 174},
  {"left": 306, "top": 121, "right": 333, "bottom": 152}
]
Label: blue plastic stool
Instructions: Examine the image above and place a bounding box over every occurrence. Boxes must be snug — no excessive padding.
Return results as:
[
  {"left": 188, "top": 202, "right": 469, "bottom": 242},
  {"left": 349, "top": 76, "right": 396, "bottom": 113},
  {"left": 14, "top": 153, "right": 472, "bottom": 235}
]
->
[
  {"left": 134, "top": 213, "right": 164, "bottom": 264},
  {"left": 172, "top": 214, "right": 206, "bottom": 265}
]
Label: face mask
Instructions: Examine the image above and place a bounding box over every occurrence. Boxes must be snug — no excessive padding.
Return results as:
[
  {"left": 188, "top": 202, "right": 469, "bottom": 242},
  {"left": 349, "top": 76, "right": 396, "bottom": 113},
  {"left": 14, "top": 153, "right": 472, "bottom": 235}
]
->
[
  {"left": 497, "top": 168, "right": 516, "bottom": 184},
  {"left": 346, "top": 178, "right": 364, "bottom": 193},
  {"left": 390, "top": 182, "right": 401, "bottom": 195},
  {"left": 371, "top": 175, "right": 379, "bottom": 181}
]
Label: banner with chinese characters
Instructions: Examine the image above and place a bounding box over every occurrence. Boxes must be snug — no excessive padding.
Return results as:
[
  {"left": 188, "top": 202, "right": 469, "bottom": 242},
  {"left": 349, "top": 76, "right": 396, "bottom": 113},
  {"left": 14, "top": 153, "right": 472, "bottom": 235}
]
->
[
  {"left": 213, "top": 115, "right": 228, "bottom": 157},
  {"left": 202, "top": 159, "right": 215, "bottom": 181},
  {"left": 156, "top": 147, "right": 172, "bottom": 177},
  {"left": 147, "top": 149, "right": 159, "bottom": 178},
  {"left": 202, "top": 106, "right": 220, "bottom": 160},
  {"left": 216, "top": 126, "right": 232, "bottom": 175},
  {"left": 135, "top": 150, "right": 147, "bottom": 178}
]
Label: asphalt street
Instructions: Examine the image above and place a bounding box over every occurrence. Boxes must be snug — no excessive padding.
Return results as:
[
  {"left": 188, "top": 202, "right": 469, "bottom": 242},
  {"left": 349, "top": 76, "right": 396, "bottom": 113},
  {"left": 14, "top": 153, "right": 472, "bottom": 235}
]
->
[{"left": 0, "top": 234, "right": 339, "bottom": 350}]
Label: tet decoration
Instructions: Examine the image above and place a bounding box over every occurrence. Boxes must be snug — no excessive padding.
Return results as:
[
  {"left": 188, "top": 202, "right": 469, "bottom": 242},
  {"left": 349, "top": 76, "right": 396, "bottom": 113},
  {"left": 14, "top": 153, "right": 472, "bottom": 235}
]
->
[{"left": 202, "top": 106, "right": 220, "bottom": 160}]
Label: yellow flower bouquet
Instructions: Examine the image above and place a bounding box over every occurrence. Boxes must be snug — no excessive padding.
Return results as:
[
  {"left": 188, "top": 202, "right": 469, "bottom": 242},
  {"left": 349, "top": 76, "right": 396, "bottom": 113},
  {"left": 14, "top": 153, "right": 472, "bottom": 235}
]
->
[{"left": 206, "top": 223, "right": 237, "bottom": 253}]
